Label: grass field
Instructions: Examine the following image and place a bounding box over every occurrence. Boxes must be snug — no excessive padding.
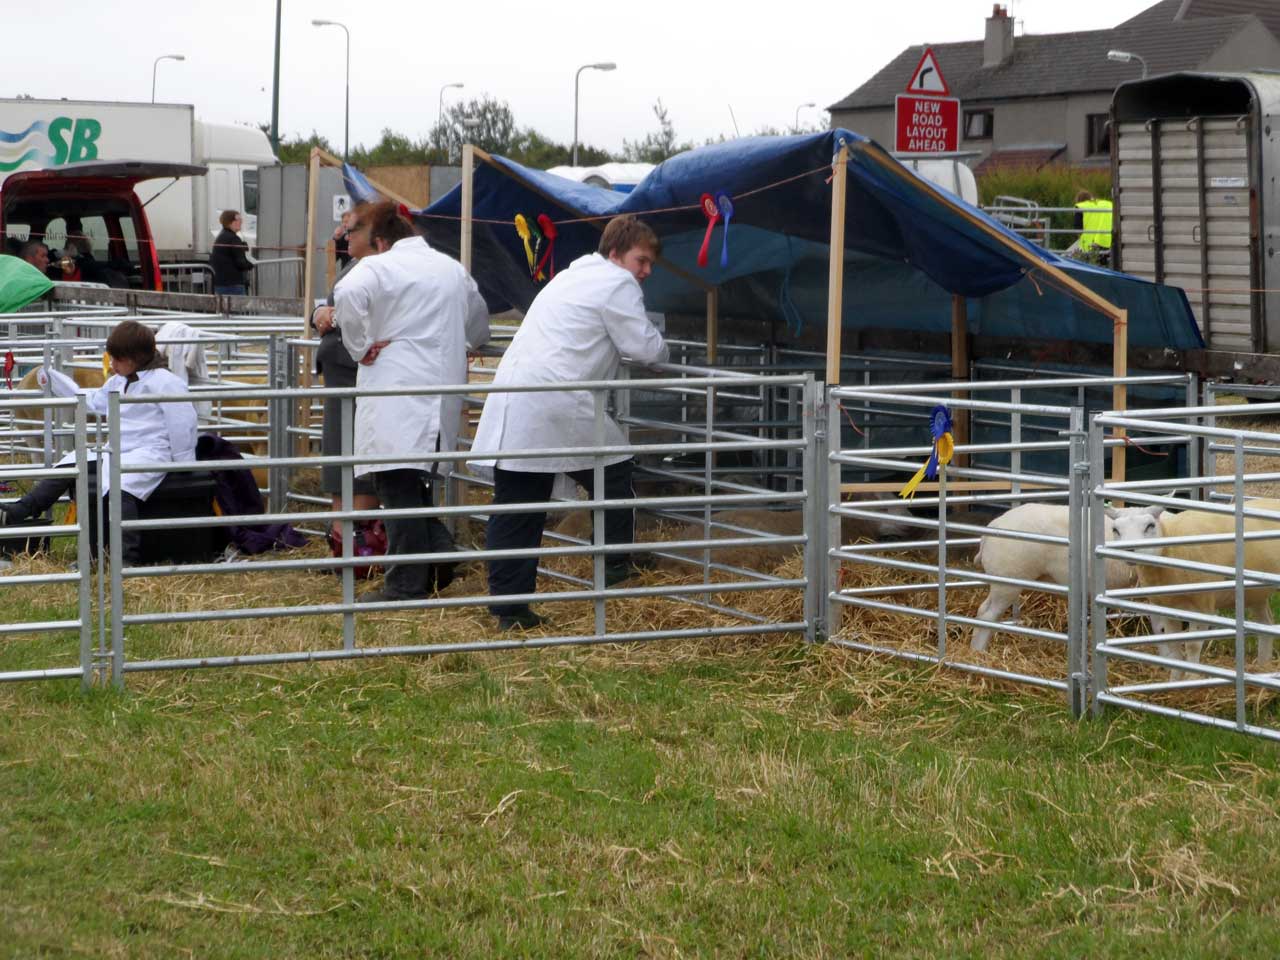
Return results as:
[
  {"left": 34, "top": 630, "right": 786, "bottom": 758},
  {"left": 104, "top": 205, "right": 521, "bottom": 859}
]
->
[{"left": 4, "top": 546, "right": 1280, "bottom": 957}]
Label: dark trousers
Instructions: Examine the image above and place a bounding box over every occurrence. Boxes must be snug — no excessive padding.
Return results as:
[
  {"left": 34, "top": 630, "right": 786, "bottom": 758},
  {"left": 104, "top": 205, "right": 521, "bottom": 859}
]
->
[
  {"left": 5, "top": 476, "right": 142, "bottom": 565},
  {"left": 371, "top": 468, "right": 456, "bottom": 597},
  {"left": 485, "top": 459, "right": 635, "bottom": 616}
]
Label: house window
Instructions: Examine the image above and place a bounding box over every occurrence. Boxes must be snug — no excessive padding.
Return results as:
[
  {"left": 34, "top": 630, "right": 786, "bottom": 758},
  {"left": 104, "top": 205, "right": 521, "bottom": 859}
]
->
[
  {"left": 1087, "top": 114, "right": 1112, "bottom": 156},
  {"left": 964, "top": 110, "right": 994, "bottom": 140}
]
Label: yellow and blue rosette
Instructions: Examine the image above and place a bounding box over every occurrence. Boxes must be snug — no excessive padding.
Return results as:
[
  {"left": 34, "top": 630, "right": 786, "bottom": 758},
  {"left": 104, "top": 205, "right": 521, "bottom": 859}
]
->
[{"left": 898, "top": 404, "right": 954, "bottom": 500}]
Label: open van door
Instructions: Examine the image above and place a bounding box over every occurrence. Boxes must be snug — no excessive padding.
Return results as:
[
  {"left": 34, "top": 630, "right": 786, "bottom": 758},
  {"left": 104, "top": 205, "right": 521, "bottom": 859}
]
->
[{"left": 1, "top": 160, "right": 207, "bottom": 291}]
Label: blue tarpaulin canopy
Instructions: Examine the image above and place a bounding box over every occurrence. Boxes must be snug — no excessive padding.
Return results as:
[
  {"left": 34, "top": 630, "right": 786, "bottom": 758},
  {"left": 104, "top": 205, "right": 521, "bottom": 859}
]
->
[{"left": 345, "top": 130, "right": 1202, "bottom": 350}]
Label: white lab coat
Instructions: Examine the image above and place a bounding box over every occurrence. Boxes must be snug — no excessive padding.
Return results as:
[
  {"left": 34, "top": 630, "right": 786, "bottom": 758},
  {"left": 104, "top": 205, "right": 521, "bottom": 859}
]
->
[
  {"left": 44, "top": 365, "right": 198, "bottom": 500},
  {"left": 335, "top": 235, "right": 490, "bottom": 478},
  {"left": 471, "top": 252, "right": 669, "bottom": 473},
  {"left": 155, "top": 320, "right": 212, "bottom": 417}
]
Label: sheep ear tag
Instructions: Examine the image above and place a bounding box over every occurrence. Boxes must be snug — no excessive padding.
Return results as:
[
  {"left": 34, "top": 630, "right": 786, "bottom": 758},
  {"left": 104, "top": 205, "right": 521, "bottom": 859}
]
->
[
  {"left": 899, "top": 404, "right": 954, "bottom": 500},
  {"left": 696, "top": 193, "right": 721, "bottom": 268},
  {"left": 715, "top": 192, "right": 734, "bottom": 268}
]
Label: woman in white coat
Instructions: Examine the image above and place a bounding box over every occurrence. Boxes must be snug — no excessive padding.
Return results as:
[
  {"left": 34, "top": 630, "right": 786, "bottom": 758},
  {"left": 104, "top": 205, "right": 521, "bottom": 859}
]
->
[
  {"left": 1, "top": 320, "right": 198, "bottom": 565},
  {"left": 471, "top": 216, "right": 669, "bottom": 630},
  {"left": 335, "top": 201, "right": 490, "bottom": 603}
]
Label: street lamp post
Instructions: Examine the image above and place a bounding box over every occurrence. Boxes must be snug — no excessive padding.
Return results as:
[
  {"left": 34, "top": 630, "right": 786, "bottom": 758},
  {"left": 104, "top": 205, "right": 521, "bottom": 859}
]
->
[
  {"left": 270, "top": 0, "right": 281, "bottom": 155},
  {"left": 573, "top": 61, "right": 616, "bottom": 167},
  {"left": 312, "top": 19, "right": 351, "bottom": 160},
  {"left": 1106, "top": 49, "right": 1148, "bottom": 79},
  {"left": 151, "top": 54, "right": 185, "bottom": 103},
  {"left": 793, "top": 101, "right": 816, "bottom": 133},
  {"left": 438, "top": 82, "right": 464, "bottom": 131}
]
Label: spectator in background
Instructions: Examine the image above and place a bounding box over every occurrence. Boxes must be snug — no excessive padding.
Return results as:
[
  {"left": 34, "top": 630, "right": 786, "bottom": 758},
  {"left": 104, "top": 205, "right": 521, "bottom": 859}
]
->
[
  {"left": 1070, "top": 189, "right": 1113, "bottom": 264},
  {"left": 312, "top": 202, "right": 379, "bottom": 545},
  {"left": 19, "top": 240, "right": 49, "bottom": 274},
  {"left": 333, "top": 208, "right": 355, "bottom": 269},
  {"left": 210, "top": 210, "right": 254, "bottom": 295}
]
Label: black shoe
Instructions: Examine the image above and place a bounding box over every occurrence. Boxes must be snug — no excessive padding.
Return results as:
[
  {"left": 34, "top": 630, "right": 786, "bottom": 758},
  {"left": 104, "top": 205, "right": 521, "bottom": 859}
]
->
[
  {"left": 496, "top": 608, "right": 549, "bottom": 631},
  {"left": 429, "top": 561, "right": 458, "bottom": 592}
]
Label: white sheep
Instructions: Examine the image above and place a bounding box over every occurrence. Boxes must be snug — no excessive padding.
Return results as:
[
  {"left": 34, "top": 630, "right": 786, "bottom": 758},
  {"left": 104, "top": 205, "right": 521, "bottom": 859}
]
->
[
  {"left": 1134, "top": 499, "right": 1280, "bottom": 679},
  {"left": 971, "top": 503, "right": 1156, "bottom": 652}
]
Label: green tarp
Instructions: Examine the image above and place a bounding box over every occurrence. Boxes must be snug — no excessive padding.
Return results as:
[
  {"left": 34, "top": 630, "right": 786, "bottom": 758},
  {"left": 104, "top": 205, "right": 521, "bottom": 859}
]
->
[{"left": 0, "top": 254, "right": 53, "bottom": 313}]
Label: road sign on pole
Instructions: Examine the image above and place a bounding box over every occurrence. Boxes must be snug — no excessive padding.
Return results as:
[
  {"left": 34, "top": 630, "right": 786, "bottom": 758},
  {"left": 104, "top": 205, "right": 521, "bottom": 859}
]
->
[
  {"left": 895, "top": 46, "right": 961, "bottom": 153},
  {"left": 906, "top": 48, "right": 951, "bottom": 95}
]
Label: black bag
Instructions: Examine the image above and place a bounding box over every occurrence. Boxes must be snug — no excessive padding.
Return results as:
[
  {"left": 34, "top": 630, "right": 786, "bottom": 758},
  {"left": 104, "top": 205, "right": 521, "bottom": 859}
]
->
[{"left": 0, "top": 517, "right": 51, "bottom": 557}]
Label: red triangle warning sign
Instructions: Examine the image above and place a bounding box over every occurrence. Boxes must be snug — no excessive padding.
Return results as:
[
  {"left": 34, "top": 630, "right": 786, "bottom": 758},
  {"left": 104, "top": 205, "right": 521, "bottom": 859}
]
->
[{"left": 906, "top": 47, "right": 950, "bottom": 95}]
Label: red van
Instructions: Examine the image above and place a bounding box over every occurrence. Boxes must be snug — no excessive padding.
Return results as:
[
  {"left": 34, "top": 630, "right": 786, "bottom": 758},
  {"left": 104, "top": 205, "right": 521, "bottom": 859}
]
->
[{"left": 1, "top": 160, "right": 206, "bottom": 291}]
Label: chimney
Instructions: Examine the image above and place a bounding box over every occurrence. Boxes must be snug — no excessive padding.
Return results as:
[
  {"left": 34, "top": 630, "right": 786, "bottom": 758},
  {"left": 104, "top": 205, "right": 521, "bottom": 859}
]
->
[{"left": 984, "top": 3, "right": 1014, "bottom": 68}]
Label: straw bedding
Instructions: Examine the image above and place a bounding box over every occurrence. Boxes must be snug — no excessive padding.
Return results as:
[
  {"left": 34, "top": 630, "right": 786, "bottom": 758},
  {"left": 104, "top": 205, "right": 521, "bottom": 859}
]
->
[{"left": 2, "top": 518, "right": 1274, "bottom": 721}]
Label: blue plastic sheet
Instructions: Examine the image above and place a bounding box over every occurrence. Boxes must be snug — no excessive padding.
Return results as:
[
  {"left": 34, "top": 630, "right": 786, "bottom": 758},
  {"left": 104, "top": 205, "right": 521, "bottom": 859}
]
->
[{"left": 406, "top": 132, "right": 1202, "bottom": 350}]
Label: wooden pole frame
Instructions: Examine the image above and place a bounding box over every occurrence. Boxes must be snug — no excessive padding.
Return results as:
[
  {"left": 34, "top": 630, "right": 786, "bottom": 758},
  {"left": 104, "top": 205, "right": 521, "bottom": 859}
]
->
[
  {"left": 859, "top": 142, "right": 1131, "bottom": 482},
  {"left": 825, "top": 144, "right": 849, "bottom": 386},
  {"left": 461, "top": 144, "right": 474, "bottom": 273},
  {"left": 301, "top": 147, "right": 322, "bottom": 341},
  {"left": 300, "top": 145, "right": 425, "bottom": 338},
  {"left": 463, "top": 145, "right": 714, "bottom": 295},
  {"left": 951, "top": 293, "right": 970, "bottom": 467},
  {"left": 459, "top": 144, "right": 721, "bottom": 360}
]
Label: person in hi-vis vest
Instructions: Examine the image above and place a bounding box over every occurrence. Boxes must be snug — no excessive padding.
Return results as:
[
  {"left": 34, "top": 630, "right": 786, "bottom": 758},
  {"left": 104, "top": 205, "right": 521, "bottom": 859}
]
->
[{"left": 1072, "top": 189, "right": 1113, "bottom": 254}]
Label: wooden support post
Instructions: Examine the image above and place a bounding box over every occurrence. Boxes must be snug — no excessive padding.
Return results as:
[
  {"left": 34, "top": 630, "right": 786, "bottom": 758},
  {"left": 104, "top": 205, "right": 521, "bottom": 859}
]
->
[
  {"left": 951, "top": 294, "right": 970, "bottom": 467},
  {"left": 1112, "top": 308, "right": 1128, "bottom": 486},
  {"left": 299, "top": 146, "right": 322, "bottom": 429},
  {"left": 706, "top": 287, "right": 719, "bottom": 364},
  {"left": 461, "top": 144, "right": 475, "bottom": 273},
  {"left": 825, "top": 144, "right": 849, "bottom": 386},
  {"left": 302, "top": 147, "right": 321, "bottom": 338},
  {"left": 325, "top": 238, "right": 336, "bottom": 292}
]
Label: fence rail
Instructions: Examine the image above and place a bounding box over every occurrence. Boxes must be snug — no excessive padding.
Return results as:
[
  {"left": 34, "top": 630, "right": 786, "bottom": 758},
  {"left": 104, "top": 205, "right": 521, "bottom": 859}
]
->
[{"left": 5, "top": 312, "right": 1280, "bottom": 743}]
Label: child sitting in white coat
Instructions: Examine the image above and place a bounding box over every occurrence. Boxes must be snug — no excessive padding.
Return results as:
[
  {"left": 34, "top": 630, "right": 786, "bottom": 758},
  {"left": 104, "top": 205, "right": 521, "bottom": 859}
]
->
[{"left": 1, "top": 320, "right": 198, "bottom": 565}]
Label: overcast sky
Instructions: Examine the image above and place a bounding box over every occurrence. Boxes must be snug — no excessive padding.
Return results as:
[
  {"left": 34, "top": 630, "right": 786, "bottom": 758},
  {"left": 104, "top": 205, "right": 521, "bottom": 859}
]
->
[{"left": 7, "top": 0, "right": 1157, "bottom": 155}]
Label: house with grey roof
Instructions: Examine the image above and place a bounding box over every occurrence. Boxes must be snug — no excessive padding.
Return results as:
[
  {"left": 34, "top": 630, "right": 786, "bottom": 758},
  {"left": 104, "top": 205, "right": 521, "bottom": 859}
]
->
[{"left": 828, "top": 0, "right": 1280, "bottom": 173}]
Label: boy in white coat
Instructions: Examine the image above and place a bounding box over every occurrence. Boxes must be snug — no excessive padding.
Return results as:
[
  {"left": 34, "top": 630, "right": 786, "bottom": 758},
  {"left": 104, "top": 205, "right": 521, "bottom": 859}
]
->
[
  {"left": 472, "top": 216, "right": 669, "bottom": 630},
  {"left": 1, "top": 320, "right": 198, "bottom": 565},
  {"left": 335, "top": 201, "right": 490, "bottom": 602}
]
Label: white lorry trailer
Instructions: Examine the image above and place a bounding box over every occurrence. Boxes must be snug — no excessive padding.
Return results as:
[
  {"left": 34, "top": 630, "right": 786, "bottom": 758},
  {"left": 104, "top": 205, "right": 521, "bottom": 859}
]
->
[{"left": 0, "top": 98, "right": 276, "bottom": 261}]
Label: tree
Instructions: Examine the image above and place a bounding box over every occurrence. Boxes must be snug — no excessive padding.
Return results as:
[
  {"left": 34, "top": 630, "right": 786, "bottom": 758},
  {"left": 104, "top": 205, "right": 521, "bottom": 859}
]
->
[
  {"left": 622, "top": 99, "right": 692, "bottom": 164},
  {"left": 790, "top": 111, "right": 830, "bottom": 135},
  {"left": 506, "top": 130, "right": 614, "bottom": 169},
  {"left": 428, "top": 95, "right": 518, "bottom": 162},
  {"left": 262, "top": 128, "right": 335, "bottom": 165},
  {"left": 349, "top": 128, "right": 440, "bottom": 168}
]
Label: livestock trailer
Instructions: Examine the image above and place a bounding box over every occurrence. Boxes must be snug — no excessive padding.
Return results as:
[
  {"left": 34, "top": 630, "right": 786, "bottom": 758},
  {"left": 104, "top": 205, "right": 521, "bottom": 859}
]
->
[{"left": 1111, "top": 71, "right": 1280, "bottom": 363}]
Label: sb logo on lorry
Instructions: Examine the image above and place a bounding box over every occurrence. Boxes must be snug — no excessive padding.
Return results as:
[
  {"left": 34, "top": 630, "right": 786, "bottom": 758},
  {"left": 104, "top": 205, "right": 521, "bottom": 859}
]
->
[{"left": 0, "top": 116, "right": 101, "bottom": 171}]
